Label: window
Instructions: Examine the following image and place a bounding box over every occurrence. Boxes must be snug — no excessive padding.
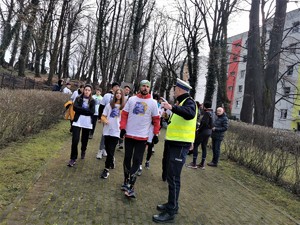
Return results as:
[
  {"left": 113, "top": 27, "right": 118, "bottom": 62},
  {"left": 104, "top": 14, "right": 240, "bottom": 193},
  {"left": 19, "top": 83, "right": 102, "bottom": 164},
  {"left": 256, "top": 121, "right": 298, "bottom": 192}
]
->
[
  {"left": 283, "top": 87, "right": 291, "bottom": 97},
  {"left": 287, "top": 65, "right": 294, "bottom": 75},
  {"left": 243, "top": 55, "right": 247, "bottom": 62},
  {"left": 230, "top": 71, "right": 235, "bottom": 76},
  {"left": 238, "top": 85, "right": 243, "bottom": 92},
  {"left": 292, "top": 21, "right": 300, "bottom": 33},
  {"left": 280, "top": 109, "right": 287, "bottom": 119},
  {"left": 240, "top": 70, "right": 246, "bottom": 79},
  {"left": 236, "top": 100, "right": 240, "bottom": 108},
  {"left": 228, "top": 86, "right": 233, "bottom": 91}
]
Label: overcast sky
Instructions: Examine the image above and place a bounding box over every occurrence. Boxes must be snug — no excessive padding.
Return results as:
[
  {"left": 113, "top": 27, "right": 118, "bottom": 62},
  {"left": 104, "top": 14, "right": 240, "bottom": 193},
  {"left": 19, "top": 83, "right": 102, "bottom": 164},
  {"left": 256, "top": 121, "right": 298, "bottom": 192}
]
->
[{"left": 156, "top": 0, "right": 300, "bottom": 37}]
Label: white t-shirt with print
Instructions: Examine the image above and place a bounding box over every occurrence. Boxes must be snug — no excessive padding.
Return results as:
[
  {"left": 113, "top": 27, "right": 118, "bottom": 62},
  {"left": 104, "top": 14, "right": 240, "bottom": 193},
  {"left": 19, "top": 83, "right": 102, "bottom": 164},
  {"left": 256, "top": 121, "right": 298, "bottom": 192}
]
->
[
  {"left": 72, "top": 115, "right": 93, "bottom": 129},
  {"left": 72, "top": 98, "right": 93, "bottom": 129},
  {"left": 93, "top": 94, "right": 103, "bottom": 115},
  {"left": 100, "top": 92, "right": 113, "bottom": 106},
  {"left": 102, "top": 103, "right": 121, "bottom": 138},
  {"left": 123, "top": 96, "right": 159, "bottom": 139}
]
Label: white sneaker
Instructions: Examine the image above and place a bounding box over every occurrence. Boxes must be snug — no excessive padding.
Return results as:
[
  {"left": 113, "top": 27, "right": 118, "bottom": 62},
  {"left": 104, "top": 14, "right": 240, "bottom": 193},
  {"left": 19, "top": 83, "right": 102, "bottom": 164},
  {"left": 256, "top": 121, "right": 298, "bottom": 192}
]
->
[
  {"left": 96, "top": 150, "right": 103, "bottom": 159},
  {"left": 137, "top": 165, "right": 143, "bottom": 176},
  {"left": 102, "top": 149, "right": 107, "bottom": 157}
]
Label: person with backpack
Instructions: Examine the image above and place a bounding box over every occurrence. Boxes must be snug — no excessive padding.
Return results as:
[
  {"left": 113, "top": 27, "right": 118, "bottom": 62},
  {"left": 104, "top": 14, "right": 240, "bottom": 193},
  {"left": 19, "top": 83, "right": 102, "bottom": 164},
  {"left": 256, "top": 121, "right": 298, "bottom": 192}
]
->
[
  {"left": 67, "top": 84, "right": 95, "bottom": 167},
  {"left": 207, "top": 107, "right": 228, "bottom": 167},
  {"left": 186, "top": 102, "right": 214, "bottom": 169}
]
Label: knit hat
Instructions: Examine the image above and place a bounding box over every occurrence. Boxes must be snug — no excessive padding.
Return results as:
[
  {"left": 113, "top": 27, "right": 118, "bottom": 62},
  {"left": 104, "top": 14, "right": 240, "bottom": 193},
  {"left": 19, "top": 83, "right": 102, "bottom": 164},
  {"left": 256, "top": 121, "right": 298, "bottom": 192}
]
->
[{"left": 140, "top": 80, "right": 151, "bottom": 87}]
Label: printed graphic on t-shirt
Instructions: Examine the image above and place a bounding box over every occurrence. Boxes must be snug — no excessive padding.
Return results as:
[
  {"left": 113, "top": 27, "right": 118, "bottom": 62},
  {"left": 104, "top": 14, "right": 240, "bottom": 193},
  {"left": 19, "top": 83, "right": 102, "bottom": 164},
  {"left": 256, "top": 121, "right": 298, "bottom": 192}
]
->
[
  {"left": 133, "top": 102, "right": 148, "bottom": 115},
  {"left": 110, "top": 107, "right": 120, "bottom": 118},
  {"left": 82, "top": 99, "right": 89, "bottom": 109}
]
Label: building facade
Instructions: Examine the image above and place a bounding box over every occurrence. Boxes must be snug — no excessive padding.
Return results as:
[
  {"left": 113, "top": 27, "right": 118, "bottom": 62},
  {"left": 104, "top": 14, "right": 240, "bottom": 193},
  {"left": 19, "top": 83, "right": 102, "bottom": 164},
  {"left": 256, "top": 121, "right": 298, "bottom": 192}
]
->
[{"left": 226, "top": 9, "right": 300, "bottom": 130}]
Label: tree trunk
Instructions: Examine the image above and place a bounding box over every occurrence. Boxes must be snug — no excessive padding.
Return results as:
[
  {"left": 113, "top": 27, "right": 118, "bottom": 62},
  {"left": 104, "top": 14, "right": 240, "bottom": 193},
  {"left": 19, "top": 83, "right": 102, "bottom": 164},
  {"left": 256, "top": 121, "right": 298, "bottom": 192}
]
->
[
  {"left": 34, "top": 0, "right": 56, "bottom": 77},
  {"left": 240, "top": 0, "right": 262, "bottom": 123},
  {"left": 263, "top": 0, "right": 287, "bottom": 127},
  {"left": 18, "top": 0, "right": 40, "bottom": 77},
  {"left": 9, "top": 23, "right": 21, "bottom": 67},
  {"left": 124, "top": 0, "right": 153, "bottom": 83},
  {"left": 41, "top": 18, "right": 52, "bottom": 74},
  {"left": 0, "top": 0, "right": 20, "bottom": 65},
  {"left": 204, "top": 46, "right": 218, "bottom": 104}
]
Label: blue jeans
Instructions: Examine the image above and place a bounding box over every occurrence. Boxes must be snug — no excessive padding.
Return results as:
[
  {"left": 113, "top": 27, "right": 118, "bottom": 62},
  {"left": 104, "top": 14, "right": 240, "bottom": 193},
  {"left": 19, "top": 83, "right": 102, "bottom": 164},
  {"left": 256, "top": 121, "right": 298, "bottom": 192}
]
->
[
  {"left": 212, "top": 138, "right": 222, "bottom": 164},
  {"left": 165, "top": 141, "right": 189, "bottom": 215}
]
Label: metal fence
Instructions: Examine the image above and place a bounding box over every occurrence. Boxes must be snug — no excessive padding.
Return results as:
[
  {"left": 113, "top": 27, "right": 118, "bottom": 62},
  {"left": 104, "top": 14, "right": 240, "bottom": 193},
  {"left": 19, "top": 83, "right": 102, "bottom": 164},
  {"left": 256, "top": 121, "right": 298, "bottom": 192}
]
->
[{"left": 0, "top": 72, "right": 52, "bottom": 90}]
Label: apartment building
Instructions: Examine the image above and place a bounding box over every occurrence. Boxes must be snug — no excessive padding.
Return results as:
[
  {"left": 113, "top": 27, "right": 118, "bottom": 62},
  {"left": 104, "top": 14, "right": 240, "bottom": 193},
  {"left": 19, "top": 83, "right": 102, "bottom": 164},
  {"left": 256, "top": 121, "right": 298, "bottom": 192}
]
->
[{"left": 226, "top": 8, "right": 300, "bottom": 130}]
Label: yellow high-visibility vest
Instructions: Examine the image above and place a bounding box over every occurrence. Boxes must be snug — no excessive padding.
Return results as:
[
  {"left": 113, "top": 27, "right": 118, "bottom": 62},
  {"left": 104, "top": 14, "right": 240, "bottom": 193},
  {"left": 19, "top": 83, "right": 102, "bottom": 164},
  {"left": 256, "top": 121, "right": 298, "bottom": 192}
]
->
[{"left": 166, "top": 98, "right": 197, "bottom": 142}]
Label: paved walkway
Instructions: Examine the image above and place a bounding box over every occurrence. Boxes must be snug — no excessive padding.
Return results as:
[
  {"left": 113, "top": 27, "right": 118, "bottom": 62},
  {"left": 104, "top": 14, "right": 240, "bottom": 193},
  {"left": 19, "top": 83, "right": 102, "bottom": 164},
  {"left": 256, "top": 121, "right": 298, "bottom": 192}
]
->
[{"left": 1, "top": 125, "right": 299, "bottom": 225}]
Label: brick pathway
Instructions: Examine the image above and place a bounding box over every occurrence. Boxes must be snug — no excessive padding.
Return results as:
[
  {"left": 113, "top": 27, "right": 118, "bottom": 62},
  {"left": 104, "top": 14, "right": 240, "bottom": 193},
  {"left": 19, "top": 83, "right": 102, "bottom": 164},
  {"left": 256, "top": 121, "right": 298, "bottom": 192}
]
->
[{"left": 1, "top": 125, "right": 299, "bottom": 225}]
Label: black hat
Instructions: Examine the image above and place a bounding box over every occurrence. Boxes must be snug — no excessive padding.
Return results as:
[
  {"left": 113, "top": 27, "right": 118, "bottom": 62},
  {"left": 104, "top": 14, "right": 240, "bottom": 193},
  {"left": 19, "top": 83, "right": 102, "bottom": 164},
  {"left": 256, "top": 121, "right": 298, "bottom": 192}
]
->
[
  {"left": 111, "top": 82, "right": 120, "bottom": 88},
  {"left": 204, "top": 102, "right": 212, "bottom": 109}
]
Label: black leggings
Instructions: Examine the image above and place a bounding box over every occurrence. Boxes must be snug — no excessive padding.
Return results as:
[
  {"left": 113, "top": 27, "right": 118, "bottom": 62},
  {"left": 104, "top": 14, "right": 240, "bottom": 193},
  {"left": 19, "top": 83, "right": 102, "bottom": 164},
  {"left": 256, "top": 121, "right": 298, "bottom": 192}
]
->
[
  {"left": 123, "top": 137, "right": 147, "bottom": 185},
  {"left": 146, "top": 142, "right": 154, "bottom": 161},
  {"left": 104, "top": 135, "right": 119, "bottom": 169},
  {"left": 70, "top": 126, "right": 90, "bottom": 160}
]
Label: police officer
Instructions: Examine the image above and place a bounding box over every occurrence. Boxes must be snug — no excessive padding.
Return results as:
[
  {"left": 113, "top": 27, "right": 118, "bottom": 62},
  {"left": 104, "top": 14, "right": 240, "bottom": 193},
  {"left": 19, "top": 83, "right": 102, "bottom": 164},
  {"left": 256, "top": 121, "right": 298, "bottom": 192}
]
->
[{"left": 153, "top": 78, "right": 197, "bottom": 223}]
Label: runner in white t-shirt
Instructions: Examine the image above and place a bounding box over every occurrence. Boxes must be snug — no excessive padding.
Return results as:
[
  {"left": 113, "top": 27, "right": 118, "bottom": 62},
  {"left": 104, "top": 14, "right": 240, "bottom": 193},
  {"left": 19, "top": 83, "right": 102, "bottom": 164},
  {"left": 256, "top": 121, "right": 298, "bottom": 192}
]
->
[
  {"left": 100, "top": 88, "right": 126, "bottom": 179},
  {"left": 96, "top": 82, "right": 120, "bottom": 159},
  {"left": 119, "top": 80, "right": 160, "bottom": 198}
]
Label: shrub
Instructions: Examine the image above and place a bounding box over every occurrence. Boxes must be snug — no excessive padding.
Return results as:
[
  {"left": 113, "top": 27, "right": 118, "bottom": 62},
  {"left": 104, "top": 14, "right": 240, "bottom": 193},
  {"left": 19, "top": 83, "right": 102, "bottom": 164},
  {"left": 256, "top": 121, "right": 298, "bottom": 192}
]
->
[
  {"left": 0, "top": 89, "right": 69, "bottom": 148},
  {"left": 224, "top": 121, "right": 300, "bottom": 195}
]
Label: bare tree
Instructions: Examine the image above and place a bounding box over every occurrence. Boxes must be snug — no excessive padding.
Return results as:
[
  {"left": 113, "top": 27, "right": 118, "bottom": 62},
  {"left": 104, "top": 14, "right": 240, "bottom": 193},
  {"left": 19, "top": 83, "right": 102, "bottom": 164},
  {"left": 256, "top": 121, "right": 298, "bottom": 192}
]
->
[
  {"left": 34, "top": 0, "right": 57, "bottom": 77},
  {"left": 195, "top": 0, "right": 237, "bottom": 111},
  {"left": 61, "top": 0, "right": 87, "bottom": 78},
  {"left": 18, "top": 0, "right": 40, "bottom": 77},
  {"left": 123, "top": 0, "right": 154, "bottom": 83},
  {"left": 47, "top": 0, "right": 69, "bottom": 85},
  {"left": 262, "top": 0, "right": 287, "bottom": 126},
  {"left": 177, "top": 0, "right": 206, "bottom": 99},
  {"left": 240, "top": 0, "right": 261, "bottom": 123},
  {"left": 155, "top": 16, "right": 185, "bottom": 102},
  {"left": 0, "top": 0, "right": 22, "bottom": 66}
]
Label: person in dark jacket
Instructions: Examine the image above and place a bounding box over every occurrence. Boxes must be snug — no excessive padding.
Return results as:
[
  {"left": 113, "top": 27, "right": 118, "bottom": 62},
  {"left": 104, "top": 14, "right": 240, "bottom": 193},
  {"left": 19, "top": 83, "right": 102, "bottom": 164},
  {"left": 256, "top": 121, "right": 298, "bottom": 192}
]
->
[
  {"left": 187, "top": 102, "right": 213, "bottom": 169},
  {"left": 207, "top": 107, "right": 228, "bottom": 167},
  {"left": 153, "top": 78, "right": 197, "bottom": 223},
  {"left": 52, "top": 79, "right": 64, "bottom": 91},
  {"left": 67, "top": 84, "right": 95, "bottom": 167}
]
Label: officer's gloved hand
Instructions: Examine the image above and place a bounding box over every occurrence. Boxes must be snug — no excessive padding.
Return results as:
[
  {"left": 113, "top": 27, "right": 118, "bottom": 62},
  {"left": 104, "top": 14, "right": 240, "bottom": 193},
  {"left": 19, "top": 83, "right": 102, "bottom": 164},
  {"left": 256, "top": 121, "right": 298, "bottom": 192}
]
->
[
  {"left": 120, "top": 129, "right": 126, "bottom": 138},
  {"left": 152, "top": 135, "right": 159, "bottom": 144}
]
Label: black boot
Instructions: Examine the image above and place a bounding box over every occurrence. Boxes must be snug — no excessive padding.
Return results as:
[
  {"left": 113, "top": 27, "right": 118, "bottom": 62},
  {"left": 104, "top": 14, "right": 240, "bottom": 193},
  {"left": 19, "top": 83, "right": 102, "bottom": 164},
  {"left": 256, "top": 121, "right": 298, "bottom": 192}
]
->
[{"left": 152, "top": 211, "right": 175, "bottom": 223}]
